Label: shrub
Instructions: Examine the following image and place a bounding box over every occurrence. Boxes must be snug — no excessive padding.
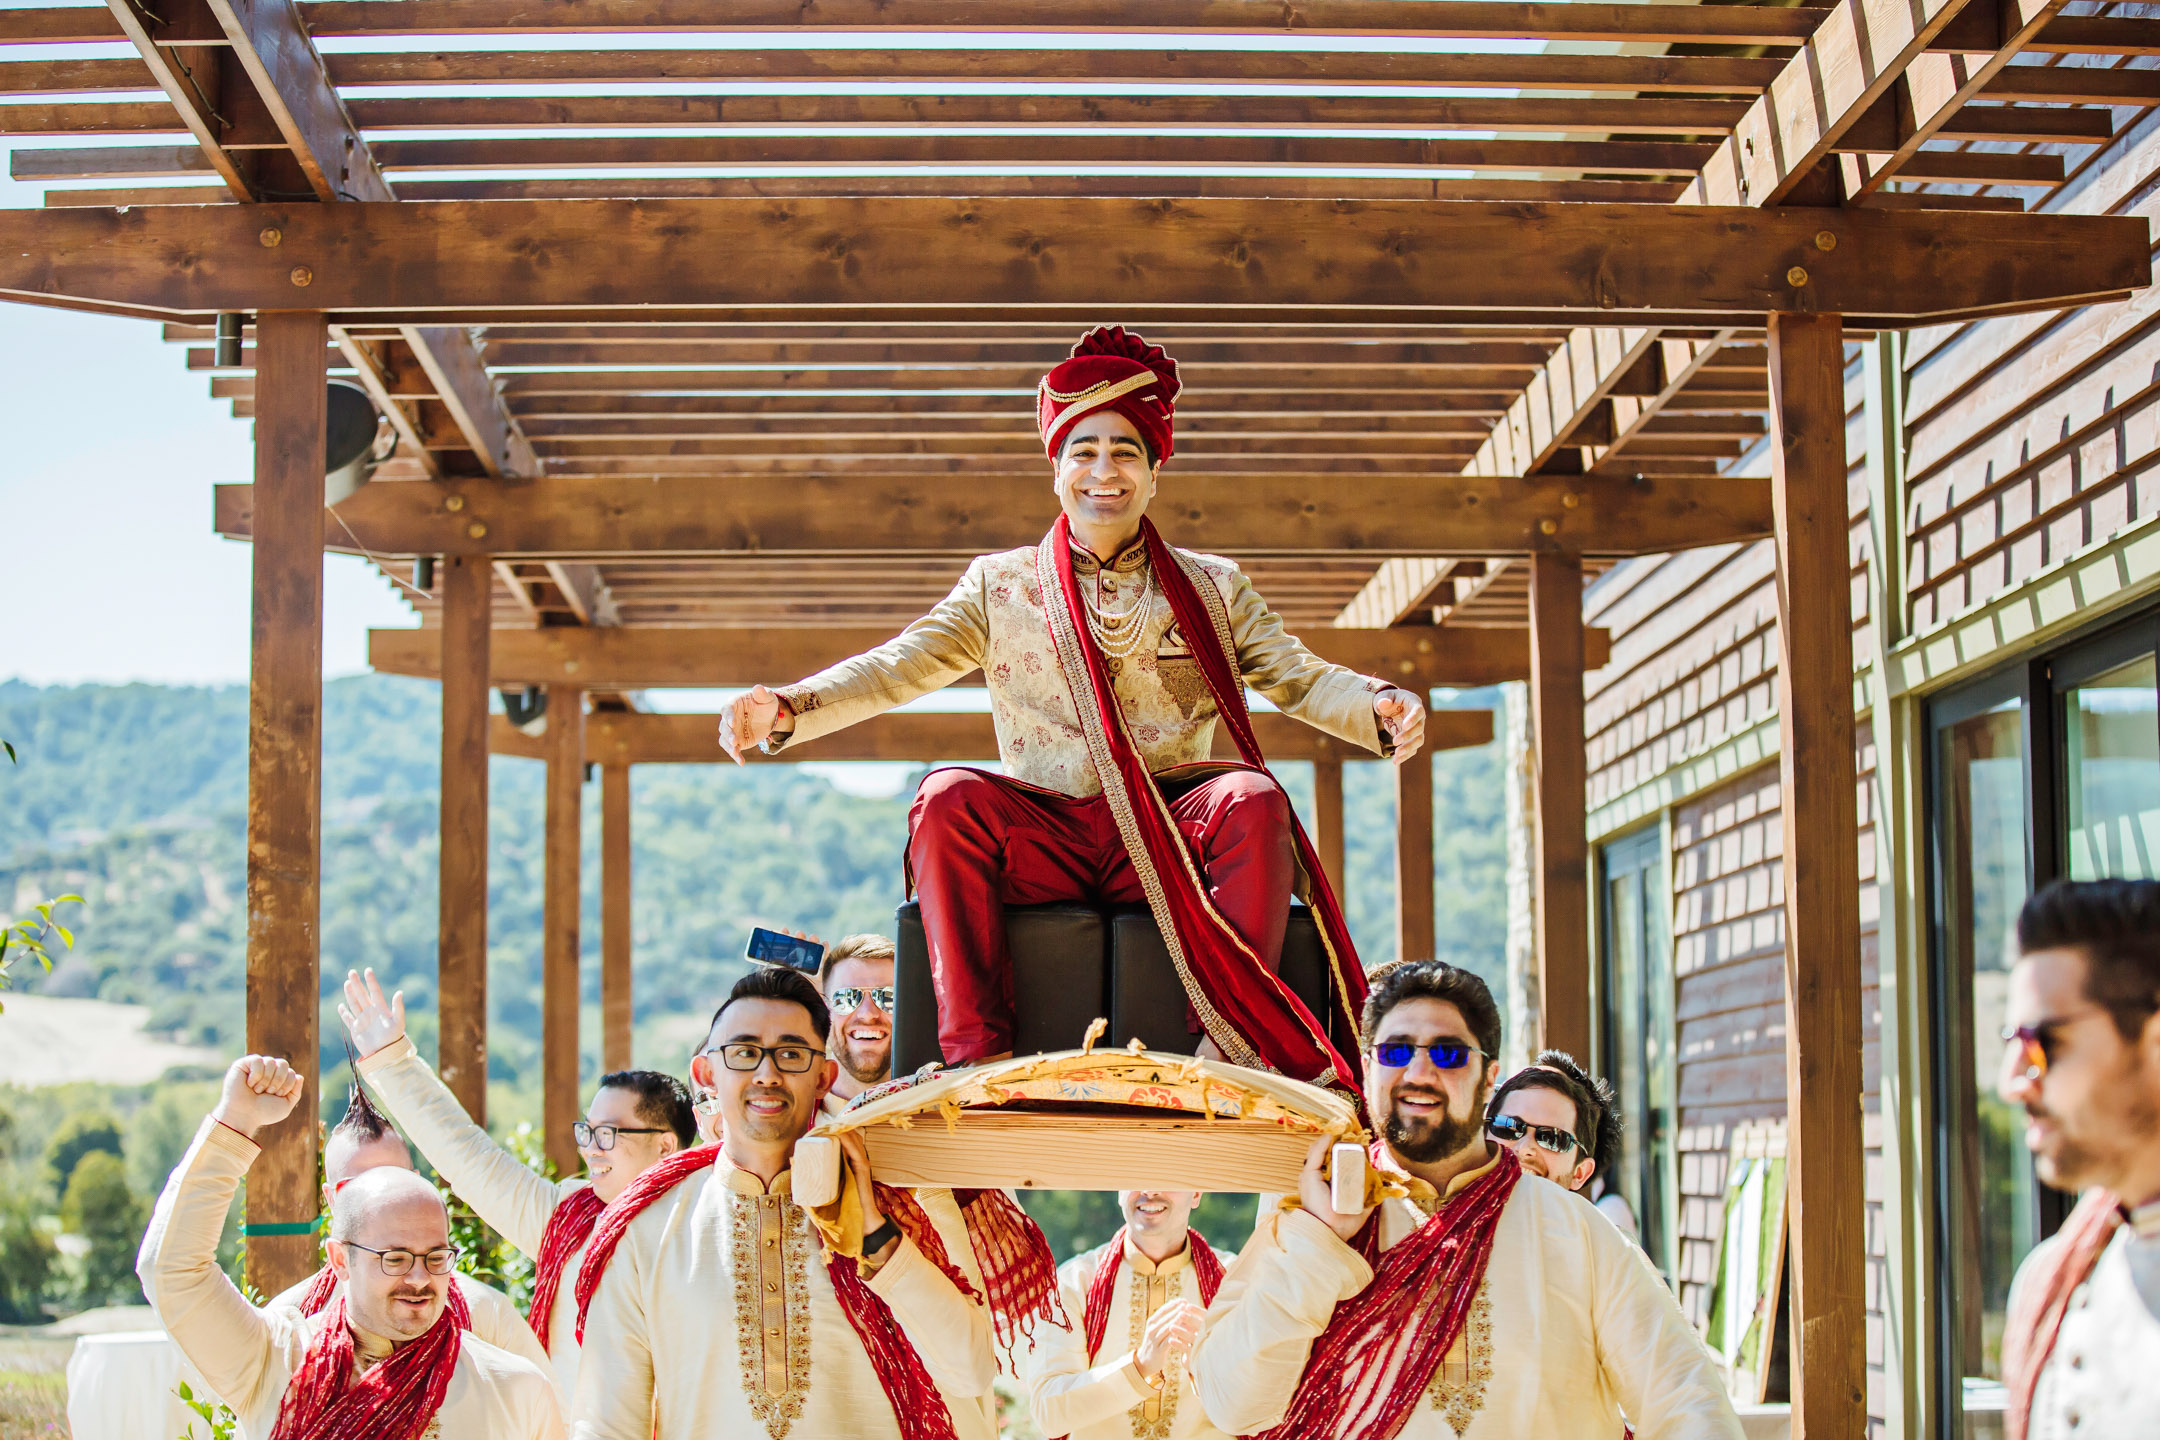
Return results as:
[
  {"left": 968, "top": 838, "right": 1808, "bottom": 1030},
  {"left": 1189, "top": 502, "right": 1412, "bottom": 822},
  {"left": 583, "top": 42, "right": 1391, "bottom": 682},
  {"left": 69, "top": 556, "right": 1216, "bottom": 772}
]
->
[
  {"left": 0, "top": 1183, "right": 55, "bottom": 1323},
  {"left": 60, "top": 1150, "right": 144, "bottom": 1308},
  {"left": 42, "top": 1111, "right": 123, "bottom": 1200}
]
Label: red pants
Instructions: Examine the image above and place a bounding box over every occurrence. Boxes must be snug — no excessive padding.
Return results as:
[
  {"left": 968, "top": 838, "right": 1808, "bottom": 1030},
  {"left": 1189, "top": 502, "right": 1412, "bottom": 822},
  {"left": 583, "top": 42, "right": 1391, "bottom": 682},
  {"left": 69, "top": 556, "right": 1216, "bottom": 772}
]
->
[{"left": 906, "top": 766, "right": 1294, "bottom": 1061}]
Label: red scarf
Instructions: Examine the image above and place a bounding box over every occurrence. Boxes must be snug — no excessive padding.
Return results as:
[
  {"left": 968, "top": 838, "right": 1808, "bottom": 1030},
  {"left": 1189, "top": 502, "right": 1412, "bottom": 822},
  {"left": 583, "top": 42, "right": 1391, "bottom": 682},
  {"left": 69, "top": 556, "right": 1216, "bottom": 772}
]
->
[
  {"left": 527, "top": 1184, "right": 605, "bottom": 1353},
  {"left": 1035, "top": 516, "right": 1367, "bottom": 1100},
  {"left": 2003, "top": 1188, "right": 2123, "bottom": 1440},
  {"left": 1252, "top": 1147, "right": 1520, "bottom": 1440},
  {"left": 573, "top": 1146, "right": 1057, "bottom": 1440},
  {"left": 269, "top": 1279, "right": 471, "bottom": 1440},
  {"left": 293, "top": 1263, "right": 475, "bottom": 1335},
  {"left": 1078, "top": 1230, "right": 1225, "bottom": 1362}
]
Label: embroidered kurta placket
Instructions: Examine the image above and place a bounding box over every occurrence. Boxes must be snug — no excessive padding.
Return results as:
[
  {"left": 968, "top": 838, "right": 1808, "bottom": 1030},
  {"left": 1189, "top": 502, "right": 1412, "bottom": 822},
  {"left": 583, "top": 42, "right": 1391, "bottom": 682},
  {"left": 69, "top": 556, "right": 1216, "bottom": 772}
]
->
[
  {"left": 1125, "top": 1246, "right": 1190, "bottom": 1440},
  {"left": 730, "top": 1182, "right": 812, "bottom": 1438}
]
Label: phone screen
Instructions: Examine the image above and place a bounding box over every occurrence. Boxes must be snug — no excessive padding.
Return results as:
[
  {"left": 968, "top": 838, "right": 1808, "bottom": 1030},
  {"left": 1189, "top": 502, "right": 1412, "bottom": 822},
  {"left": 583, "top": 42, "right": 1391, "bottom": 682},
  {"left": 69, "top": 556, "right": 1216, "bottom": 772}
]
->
[{"left": 745, "top": 927, "right": 825, "bottom": 974}]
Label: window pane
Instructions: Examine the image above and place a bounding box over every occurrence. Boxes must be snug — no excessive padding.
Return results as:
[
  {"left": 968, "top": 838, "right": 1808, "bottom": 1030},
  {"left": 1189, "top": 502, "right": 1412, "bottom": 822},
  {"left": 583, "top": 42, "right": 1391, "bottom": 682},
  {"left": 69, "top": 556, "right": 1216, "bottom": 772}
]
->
[
  {"left": 2064, "top": 654, "right": 2160, "bottom": 880},
  {"left": 1597, "top": 831, "right": 1675, "bottom": 1280},
  {"left": 1935, "top": 699, "right": 2035, "bottom": 1390}
]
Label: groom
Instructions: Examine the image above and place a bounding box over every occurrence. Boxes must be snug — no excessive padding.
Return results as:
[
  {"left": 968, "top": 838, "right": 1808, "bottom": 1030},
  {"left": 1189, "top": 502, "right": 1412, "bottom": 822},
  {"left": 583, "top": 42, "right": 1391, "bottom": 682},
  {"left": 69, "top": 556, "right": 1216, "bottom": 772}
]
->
[{"left": 720, "top": 327, "right": 1425, "bottom": 1088}]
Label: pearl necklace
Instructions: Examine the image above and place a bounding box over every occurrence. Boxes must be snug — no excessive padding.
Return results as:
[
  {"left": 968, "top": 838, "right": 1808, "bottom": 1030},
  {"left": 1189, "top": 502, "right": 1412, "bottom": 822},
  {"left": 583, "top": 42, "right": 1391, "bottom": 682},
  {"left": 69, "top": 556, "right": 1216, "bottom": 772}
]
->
[{"left": 1085, "top": 573, "right": 1158, "bottom": 661}]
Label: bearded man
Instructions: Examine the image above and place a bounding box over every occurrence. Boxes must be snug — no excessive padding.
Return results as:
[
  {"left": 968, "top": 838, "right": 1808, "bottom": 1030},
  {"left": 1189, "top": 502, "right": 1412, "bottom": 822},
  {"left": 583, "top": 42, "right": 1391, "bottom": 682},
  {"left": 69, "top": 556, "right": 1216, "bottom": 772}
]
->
[
  {"left": 721, "top": 327, "right": 1424, "bottom": 1084},
  {"left": 266, "top": 1072, "right": 551, "bottom": 1377},
  {"left": 338, "top": 967, "right": 697, "bottom": 1411},
  {"left": 821, "top": 933, "right": 898, "bottom": 1113},
  {"left": 137, "top": 1055, "right": 561, "bottom": 1440},
  {"left": 1190, "top": 961, "right": 1738, "bottom": 1440},
  {"left": 1027, "top": 1190, "right": 1234, "bottom": 1440},
  {"left": 571, "top": 965, "right": 1026, "bottom": 1440},
  {"left": 1998, "top": 880, "right": 2160, "bottom": 1440}
]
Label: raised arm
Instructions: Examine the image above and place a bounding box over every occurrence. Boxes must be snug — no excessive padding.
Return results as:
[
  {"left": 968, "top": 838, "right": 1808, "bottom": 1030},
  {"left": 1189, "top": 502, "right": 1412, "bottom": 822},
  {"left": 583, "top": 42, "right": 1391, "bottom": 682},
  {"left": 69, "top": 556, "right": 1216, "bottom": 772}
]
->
[
  {"left": 343, "top": 969, "right": 566, "bottom": 1256},
  {"left": 1586, "top": 1210, "right": 1745, "bottom": 1439},
  {"left": 1190, "top": 1207, "right": 1371, "bottom": 1435},
  {"left": 718, "top": 559, "right": 991, "bottom": 762},
  {"left": 137, "top": 1058, "right": 308, "bottom": 1418},
  {"left": 1217, "top": 564, "right": 1426, "bottom": 762}
]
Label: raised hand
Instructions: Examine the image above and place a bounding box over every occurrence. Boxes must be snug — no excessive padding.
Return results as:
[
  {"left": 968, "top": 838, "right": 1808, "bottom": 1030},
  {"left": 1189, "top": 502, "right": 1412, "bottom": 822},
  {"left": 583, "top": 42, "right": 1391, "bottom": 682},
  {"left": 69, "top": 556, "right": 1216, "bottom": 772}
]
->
[
  {"left": 212, "top": 1055, "right": 304, "bottom": 1139},
  {"left": 1297, "top": 1136, "right": 1374, "bottom": 1243},
  {"left": 338, "top": 967, "right": 406, "bottom": 1061},
  {"left": 1135, "top": 1299, "right": 1205, "bottom": 1379},
  {"left": 1373, "top": 688, "right": 1427, "bottom": 765},
  {"left": 717, "top": 684, "right": 787, "bottom": 765}
]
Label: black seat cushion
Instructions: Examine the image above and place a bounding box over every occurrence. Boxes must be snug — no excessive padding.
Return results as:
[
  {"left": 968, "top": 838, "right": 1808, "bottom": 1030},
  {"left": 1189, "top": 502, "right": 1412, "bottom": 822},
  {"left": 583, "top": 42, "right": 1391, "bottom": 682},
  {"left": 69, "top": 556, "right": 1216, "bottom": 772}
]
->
[
  {"left": 892, "top": 901, "right": 1109, "bottom": 1074},
  {"left": 1107, "top": 905, "right": 1342, "bottom": 1057}
]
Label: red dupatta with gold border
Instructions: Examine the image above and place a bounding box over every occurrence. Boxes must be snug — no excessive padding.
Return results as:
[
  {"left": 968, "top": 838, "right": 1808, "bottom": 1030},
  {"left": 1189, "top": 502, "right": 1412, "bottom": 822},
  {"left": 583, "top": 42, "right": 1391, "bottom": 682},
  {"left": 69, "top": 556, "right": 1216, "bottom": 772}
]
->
[{"left": 1033, "top": 515, "right": 1367, "bottom": 1101}]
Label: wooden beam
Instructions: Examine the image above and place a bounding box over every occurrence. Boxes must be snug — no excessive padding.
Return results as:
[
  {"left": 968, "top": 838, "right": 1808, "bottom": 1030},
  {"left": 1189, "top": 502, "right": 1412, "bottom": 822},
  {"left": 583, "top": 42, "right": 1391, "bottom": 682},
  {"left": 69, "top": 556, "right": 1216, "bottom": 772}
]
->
[
  {"left": 1333, "top": 558, "right": 1457, "bottom": 628},
  {"left": 379, "top": 623, "right": 1612, "bottom": 692},
  {"left": 1312, "top": 757, "right": 1346, "bottom": 901},
  {"left": 493, "top": 707, "right": 1494, "bottom": 765},
  {"left": 600, "top": 760, "right": 632, "bottom": 1072},
  {"left": 244, "top": 310, "right": 326, "bottom": 1297},
  {"left": 1529, "top": 551, "right": 1591, "bottom": 1061},
  {"left": 215, "top": 472, "right": 1775, "bottom": 560},
  {"left": 1394, "top": 743, "right": 1435, "bottom": 964},
  {"left": 1767, "top": 312, "right": 1868, "bottom": 1440},
  {"left": 542, "top": 685, "right": 584, "bottom": 1177},
  {"left": 1, "top": 200, "right": 2145, "bottom": 326},
  {"left": 436, "top": 552, "right": 491, "bottom": 1122}
]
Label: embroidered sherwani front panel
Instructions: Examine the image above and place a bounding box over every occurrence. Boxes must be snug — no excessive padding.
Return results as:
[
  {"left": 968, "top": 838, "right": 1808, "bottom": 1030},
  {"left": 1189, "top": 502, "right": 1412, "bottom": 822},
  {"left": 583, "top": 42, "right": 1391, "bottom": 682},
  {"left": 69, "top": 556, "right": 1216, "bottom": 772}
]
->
[
  {"left": 1027, "top": 1237, "right": 1235, "bottom": 1440},
  {"left": 772, "top": 542, "right": 1385, "bottom": 798},
  {"left": 570, "top": 1157, "right": 998, "bottom": 1440}
]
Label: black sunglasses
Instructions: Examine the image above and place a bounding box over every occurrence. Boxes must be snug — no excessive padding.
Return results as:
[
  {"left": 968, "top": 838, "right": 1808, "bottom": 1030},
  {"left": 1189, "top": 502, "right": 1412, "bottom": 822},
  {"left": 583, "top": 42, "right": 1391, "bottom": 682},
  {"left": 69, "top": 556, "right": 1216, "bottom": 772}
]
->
[
  {"left": 1372, "top": 1039, "right": 1486, "bottom": 1070},
  {"left": 1486, "top": 1114, "right": 1583, "bottom": 1156}
]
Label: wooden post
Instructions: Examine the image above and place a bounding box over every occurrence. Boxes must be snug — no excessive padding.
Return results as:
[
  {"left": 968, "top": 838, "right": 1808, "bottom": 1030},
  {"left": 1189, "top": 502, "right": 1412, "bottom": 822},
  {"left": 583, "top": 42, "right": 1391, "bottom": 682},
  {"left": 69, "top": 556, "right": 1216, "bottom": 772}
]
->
[
  {"left": 1768, "top": 311, "right": 1868, "bottom": 1439},
  {"left": 601, "top": 761, "right": 633, "bottom": 1072},
  {"left": 543, "top": 686, "right": 586, "bottom": 1176},
  {"left": 245, "top": 311, "right": 326, "bottom": 1297},
  {"left": 436, "top": 554, "right": 491, "bottom": 1123},
  {"left": 1394, "top": 741, "right": 1435, "bottom": 964},
  {"left": 1530, "top": 550, "right": 1592, "bottom": 1060},
  {"left": 1312, "top": 759, "right": 1346, "bottom": 899}
]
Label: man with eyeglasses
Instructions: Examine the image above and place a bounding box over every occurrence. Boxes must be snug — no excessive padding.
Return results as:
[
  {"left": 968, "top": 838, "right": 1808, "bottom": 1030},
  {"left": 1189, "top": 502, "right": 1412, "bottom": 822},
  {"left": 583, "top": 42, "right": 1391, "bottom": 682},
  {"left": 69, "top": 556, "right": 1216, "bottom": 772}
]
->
[
  {"left": 572, "top": 964, "right": 1000, "bottom": 1439},
  {"left": 264, "top": 1068, "right": 553, "bottom": 1378},
  {"left": 818, "top": 932, "right": 898, "bottom": 1114},
  {"left": 338, "top": 968, "right": 697, "bottom": 1411},
  {"left": 1483, "top": 1052, "right": 1639, "bottom": 1243},
  {"left": 1191, "top": 959, "right": 1738, "bottom": 1440},
  {"left": 1996, "top": 879, "right": 2160, "bottom": 1440},
  {"left": 137, "top": 1054, "right": 562, "bottom": 1440}
]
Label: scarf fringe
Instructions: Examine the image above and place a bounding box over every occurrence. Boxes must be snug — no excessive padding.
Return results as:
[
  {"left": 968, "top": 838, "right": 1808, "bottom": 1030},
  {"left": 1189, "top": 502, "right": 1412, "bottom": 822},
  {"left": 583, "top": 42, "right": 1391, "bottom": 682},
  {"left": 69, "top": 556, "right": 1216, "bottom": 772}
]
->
[
  {"left": 529, "top": 1184, "right": 605, "bottom": 1353},
  {"left": 955, "top": 1188, "right": 1066, "bottom": 1357}
]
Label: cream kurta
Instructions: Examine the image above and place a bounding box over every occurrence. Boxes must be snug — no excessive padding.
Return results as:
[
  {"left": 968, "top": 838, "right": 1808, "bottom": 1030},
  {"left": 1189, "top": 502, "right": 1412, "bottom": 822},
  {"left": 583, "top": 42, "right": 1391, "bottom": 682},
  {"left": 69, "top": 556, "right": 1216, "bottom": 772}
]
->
[
  {"left": 772, "top": 541, "right": 1386, "bottom": 797},
  {"left": 1193, "top": 1166, "right": 1741, "bottom": 1440},
  {"left": 1029, "top": 1235, "right": 1236, "bottom": 1440},
  {"left": 137, "top": 1118, "right": 562, "bottom": 1440},
  {"left": 571, "top": 1152, "right": 997, "bottom": 1440},
  {"left": 354, "top": 1036, "right": 585, "bottom": 1407},
  {"left": 2017, "top": 1197, "right": 2160, "bottom": 1440}
]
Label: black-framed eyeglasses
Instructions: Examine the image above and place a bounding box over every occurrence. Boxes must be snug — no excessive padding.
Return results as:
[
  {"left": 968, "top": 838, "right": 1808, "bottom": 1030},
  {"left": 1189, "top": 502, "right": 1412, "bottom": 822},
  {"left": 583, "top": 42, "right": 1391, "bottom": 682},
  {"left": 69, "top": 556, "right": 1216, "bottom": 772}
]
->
[
  {"left": 1486, "top": 1114, "right": 1583, "bottom": 1157},
  {"left": 1999, "top": 1007, "right": 2106, "bottom": 1082},
  {"left": 717, "top": 1041, "right": 821, "bottom": 1074},
  {"left": 573, "top": 1121, "right": 668, "bottom": 1151},
  {"left": 342, "top": 1241, "right": 460, "bottom": 1278},
  {"left": 1372, "top": 1039, "right": 1486, "bottom": 1070},
  {"left": 829, "top": 986, "right": 896, "bottom": 1014}
]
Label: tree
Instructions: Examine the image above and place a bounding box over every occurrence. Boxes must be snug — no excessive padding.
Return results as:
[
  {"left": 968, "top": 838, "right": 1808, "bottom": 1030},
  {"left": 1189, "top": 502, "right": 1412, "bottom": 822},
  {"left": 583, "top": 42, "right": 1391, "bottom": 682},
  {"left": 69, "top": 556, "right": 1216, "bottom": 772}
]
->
[
  {"left": 61, "top": 1150, "right": 145, "bottom": 1308},
  {"left": 0, "top": 1184, "right": 56, "bottom": 1323},
  {"left": 44, "top": 1111, "right": 124, "bottom": 1202}
]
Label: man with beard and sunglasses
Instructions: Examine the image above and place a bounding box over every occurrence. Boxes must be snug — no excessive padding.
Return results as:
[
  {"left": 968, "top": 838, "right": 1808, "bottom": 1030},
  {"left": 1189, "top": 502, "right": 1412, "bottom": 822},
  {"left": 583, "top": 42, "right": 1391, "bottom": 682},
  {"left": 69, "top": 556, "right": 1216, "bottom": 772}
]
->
[
  {"left": 1190, "top": 960, "right": 1737, "bottom": 1440},
  {"left": 819, "top": 933, "right": 898, "bottom": 1115},
  {"left": 1997, "top": 879, "right": 2160, "bottom": 1440}
]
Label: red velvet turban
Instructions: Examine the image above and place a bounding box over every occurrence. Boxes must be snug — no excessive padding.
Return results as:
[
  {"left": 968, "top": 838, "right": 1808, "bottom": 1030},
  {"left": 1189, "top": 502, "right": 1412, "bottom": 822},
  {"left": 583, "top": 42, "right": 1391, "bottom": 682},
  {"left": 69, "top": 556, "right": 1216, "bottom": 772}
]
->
[{"left": 1036, "top": 326, "right": 1181, "bottom": 464}]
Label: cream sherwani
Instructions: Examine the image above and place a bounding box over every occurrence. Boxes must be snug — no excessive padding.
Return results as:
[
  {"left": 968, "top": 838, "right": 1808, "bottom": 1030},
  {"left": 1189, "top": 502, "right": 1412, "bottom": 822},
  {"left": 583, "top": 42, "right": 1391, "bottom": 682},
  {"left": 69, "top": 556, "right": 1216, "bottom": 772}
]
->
[
  {"left": 1193, "top": 1162, "right": 1741, "bottom": 1440},
  {"left": 1028, "top": 1235, "right": 1236, "bottom": 1440},
  {"left": 772, "top": 541, "right": 1386, "bottom": 797},
  {"left": 2016, "top": 1197, "right": 2160, "bottom": 1439},
  {"left": 351, "top": 1036, "right": 583, "bottom": 1407},
  {"left": 137, "top": 1118, "right": 563, "bottom": 1440},
  {"left": 571, "top": 1152, "right": 997, "bottom": 1440}
]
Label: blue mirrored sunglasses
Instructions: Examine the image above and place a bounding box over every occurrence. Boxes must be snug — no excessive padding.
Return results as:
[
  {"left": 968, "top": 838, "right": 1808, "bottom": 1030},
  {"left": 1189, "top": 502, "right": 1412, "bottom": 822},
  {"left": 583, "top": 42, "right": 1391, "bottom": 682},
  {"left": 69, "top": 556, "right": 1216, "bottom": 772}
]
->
[{"left": 1372, "top": 1040, "right": 1486, "bottom": 1070}]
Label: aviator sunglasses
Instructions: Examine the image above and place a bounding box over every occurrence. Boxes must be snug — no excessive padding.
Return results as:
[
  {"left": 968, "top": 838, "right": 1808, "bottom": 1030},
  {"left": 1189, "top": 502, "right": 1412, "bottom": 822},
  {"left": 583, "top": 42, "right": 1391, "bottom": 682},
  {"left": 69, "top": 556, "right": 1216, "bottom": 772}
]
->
[
  {"left": 830, "top": 986, "right": 896, "bottom": 1014},
  {"left": 2000, "top": 1007, "right": 2105, "bottom": 1082}
]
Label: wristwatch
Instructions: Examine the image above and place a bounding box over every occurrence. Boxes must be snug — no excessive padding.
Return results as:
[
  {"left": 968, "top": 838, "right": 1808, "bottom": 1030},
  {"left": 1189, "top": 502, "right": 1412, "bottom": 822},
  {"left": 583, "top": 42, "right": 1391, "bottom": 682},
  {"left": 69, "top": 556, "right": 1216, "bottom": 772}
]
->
[{"left": 862, "top": 1218, "right": 900, "bottom": 1256}]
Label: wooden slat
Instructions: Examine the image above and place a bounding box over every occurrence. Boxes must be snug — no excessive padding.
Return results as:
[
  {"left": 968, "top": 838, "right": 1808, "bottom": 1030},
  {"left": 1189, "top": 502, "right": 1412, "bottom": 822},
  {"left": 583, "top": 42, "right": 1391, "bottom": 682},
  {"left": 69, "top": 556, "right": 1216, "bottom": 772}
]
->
[
  {"left": 1766, "top": 312, "right": 1867, "bottom": 1440},
  {"left": 381, "top": 175, "right": 1695, "bottom": 204},
  {"left": 0, "top": 8, "right": 127, "bottom": 41},
  {"left": 1979, "top": 61, "right": 2160, "bottom": 102},
  {"left": 95, "top": 0, "right": 254, "bottom": 200},
  {"left": 0, "top": 101, "right": 182, "bottom": 135},
  {"left": 494, "top": 365, "right": 1539, "bottom": 394},
  {"left": 1529, "top": 550, "right": 1590, "bottom": 1060},
  {"left": 1333, "top": 558, "right": 1457, "bottom": 627},
  {"left": 244, "top": 309, "right": 327, "bottom": 1298},
  {"left": 1395, "top": 743, "right": 1435, "bottom": 964},
  {"left": 542, "top": 684, "right": 585, "bottom": 1176},
  {"left": 600, "top": 761, "right": 632, "bottom": 1073},
  {"left": 0, "top": 58, "right": 160, "bottom": 96},
  {"left": 376, "top": 623, "right": 1614, "bottom": 691},
  {"left": 7, "top": 198, "right": 2143, "bottom": 325}
]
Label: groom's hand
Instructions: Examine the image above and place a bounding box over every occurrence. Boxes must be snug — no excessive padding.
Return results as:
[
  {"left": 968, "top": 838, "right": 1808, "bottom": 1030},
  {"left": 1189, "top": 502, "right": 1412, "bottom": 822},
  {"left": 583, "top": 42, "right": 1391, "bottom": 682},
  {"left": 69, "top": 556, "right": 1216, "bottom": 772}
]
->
[
  {"left": 718, "top": 685, "right": 794, "bottom": 765},
  {"left": 1374, "top": 688, "right": 1426, "bottom": 764}
]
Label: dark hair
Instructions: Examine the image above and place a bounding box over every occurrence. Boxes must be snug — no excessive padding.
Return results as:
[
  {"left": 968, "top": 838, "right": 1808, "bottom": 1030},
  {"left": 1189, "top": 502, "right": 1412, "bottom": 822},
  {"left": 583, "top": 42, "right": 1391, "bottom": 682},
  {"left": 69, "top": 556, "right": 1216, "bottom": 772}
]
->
[
  {"left": 331, "top": 1080, "right": 396, "bottom": 1146},
  {"left": 817, "top": 933, "right": 896, "bottom": 991},
  {"left": 1360, "top": 960, "right": 1503, "bottom": 1064},
  {"left": 597, "top": 1070, "right": 697, "bottom": 1147},
  {"left": 1486, "top": 1050, "right": 1620, "bottom": 1176},
  {"left": 709, "top": 965, "right": 831, "bottom": 1047},
  {"left": 2016, "top": 878, "right": 2160, "bottom": 1041}
]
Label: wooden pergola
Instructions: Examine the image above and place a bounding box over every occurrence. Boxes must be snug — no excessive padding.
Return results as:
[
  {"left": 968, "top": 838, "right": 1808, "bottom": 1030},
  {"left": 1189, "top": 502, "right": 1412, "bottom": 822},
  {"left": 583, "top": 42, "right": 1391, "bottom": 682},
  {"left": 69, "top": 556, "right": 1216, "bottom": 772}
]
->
[{"left": 4, "top": 1, "right": 2155, "bottom": 1431}]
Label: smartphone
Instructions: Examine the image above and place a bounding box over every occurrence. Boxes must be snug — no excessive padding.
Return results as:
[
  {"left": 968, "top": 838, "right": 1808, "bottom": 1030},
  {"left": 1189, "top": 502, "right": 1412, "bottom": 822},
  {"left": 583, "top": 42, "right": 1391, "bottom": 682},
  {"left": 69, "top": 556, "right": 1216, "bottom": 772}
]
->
[{"left": 745, "top": 926, "right": 824, "bottom": 974}]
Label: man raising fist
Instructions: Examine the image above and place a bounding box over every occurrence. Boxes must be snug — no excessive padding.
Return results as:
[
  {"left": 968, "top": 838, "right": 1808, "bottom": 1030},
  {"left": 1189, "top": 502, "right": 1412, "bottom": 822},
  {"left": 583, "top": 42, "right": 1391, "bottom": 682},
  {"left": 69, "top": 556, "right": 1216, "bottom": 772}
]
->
[{"left": 136, "top": 1056, "right": 561, "bottom": 1440}]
